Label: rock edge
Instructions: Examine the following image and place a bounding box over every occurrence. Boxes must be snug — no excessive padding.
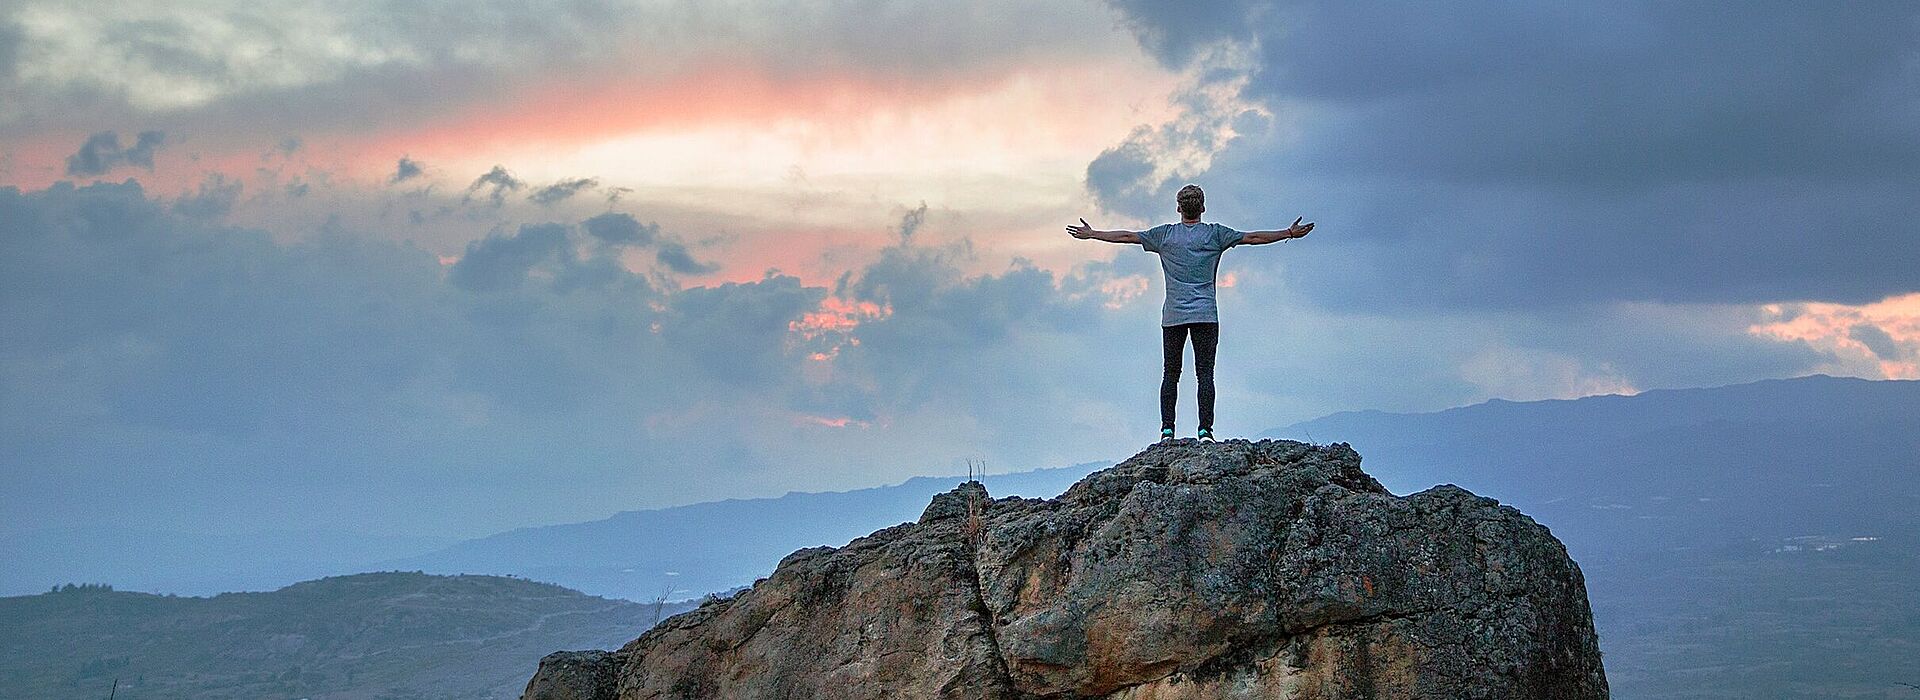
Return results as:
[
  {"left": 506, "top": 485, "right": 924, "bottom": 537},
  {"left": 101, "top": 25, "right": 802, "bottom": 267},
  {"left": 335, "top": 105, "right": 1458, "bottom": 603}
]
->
[{"left": 525, "top": 439, "right": 1609, "bottom": 699}]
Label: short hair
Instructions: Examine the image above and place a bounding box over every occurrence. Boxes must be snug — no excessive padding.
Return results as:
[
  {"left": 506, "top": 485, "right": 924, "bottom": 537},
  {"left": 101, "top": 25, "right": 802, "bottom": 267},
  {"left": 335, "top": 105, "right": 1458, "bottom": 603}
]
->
[{"left": 1176, "top": 184, "right": 1204, "bottom": 218}]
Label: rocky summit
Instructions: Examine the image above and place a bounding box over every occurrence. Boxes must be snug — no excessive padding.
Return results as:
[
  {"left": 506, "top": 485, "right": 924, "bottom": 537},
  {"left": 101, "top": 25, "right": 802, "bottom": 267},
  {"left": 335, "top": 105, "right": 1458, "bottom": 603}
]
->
[{"left": 522, "top": 440, "right": 1609, "bottom": 699}]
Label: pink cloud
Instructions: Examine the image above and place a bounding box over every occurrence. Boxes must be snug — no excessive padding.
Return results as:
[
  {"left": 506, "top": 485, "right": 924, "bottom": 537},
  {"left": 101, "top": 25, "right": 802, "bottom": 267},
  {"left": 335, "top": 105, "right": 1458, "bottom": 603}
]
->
[{"left": 1749, "top": 292, "right": 1920, "bottom": 379}]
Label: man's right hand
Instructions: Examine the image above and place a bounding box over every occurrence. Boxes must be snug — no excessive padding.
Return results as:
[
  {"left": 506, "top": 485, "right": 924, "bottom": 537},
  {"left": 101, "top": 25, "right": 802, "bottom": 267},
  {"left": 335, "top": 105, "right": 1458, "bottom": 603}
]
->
[{"left": 1066, "top": 217, "right": 1095, "bottom": 239}]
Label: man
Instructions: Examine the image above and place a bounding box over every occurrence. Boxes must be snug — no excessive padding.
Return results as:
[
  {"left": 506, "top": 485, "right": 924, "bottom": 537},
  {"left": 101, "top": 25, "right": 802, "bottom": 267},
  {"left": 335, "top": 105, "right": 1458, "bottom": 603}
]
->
[{"left": 1067, "top": 183, "right": 1313, "bottom": 443}]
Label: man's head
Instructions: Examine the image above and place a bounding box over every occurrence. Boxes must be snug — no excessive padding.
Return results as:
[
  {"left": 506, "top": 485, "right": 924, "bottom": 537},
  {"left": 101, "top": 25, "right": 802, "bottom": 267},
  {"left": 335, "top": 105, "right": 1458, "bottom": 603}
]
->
[{"left": 1176, "top": 184, "right": 1204, "bottom": 220}]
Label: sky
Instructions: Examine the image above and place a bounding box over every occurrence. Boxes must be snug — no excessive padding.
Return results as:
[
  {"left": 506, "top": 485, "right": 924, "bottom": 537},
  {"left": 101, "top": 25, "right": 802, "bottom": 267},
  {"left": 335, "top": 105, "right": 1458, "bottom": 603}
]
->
[{"left": 3, "top": 1, "right": 1918, "bottom": 541}]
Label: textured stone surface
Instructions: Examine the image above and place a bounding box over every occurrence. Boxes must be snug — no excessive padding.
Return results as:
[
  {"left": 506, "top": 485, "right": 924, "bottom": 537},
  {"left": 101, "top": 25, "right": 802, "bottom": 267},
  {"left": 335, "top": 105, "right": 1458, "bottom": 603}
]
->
[
  {"left": 523, "top": 440, "right": 1609, "bottom": 699},
  {"left": 523, "top": 649, "right": 626, "bottom": 700}
]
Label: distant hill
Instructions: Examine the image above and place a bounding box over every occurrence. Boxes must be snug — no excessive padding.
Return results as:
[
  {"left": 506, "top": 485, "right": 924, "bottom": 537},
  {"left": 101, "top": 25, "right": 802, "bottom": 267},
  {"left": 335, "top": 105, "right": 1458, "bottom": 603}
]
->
[
  {"left": 1263, "top": 374, "right": 1920, "bottom": 556},
  {"left": 1262, "top": 375, "right": 1920, "bottom": 699},
  {"left": 0, "top": 572, "right": 692, "bottom": 700},
  {"left": 13, "top": 375, "right": 1916, "bottom": 697},
  {"left": 394, "top": 375, "right": 1920, "bottom": 609},
  {"left": 384, "top": 461, "right": 1108, "bottom": 601},
  {"left": 0, "top": 528, "right": 455, "bottom": 598},
  {"left": 1, "top": 463, "right": 1109, "bottom": 602}
]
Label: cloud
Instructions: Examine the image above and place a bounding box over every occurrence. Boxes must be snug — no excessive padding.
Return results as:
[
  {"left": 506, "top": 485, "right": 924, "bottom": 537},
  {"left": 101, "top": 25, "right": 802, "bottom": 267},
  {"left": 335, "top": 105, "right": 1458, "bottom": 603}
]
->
[
  {"left": 3, "top": 0, "right": 1894, "bottom": 561},
  {"left": 0, "top": 19, "right": 20, "bottom": 84},
  {"left": 447, "top": 223, "right": 574, "bottom": 292},
  {"left": 528, "top": 177, "right": 599, "bottom": 206},
  {"left": 171, "top": 172, "right": 242, "bottom": 219},
  {"left": 1084, "top": 73, "right": 1259, "bottom": 219},
  {"left": 895, "top": 201, "right": 928, "bottom": 243},
  {"left": 463, "top": 165, "right": 524, "bottom": 206},
  {"left": 1105, "top": 0, "right": 1264, "bottom": 69},
  {"left": 391, "top": 156, "right": 424, "bottom": 183},
  {"left": 0, "top": 180, "right": 1147, "bottom": 537},
  {"left": 0, "top": 0, "right": 1142, "bottom": 151},
  {"left": 1084, "top": 132, "right": 1160, "bottom": 217},
  {"left": 581, "top": 211, "right": 656, "bottom": 246},
  {"left": 1747, "top": 293, "right": 1920, "bottom": 379},
  {"left": 654, "top": 241, "right": 718, "bottom": 275},
  {"left": 1849, "top": 323, "right": 1905, "bottom": 362},
  {"left": 1095, "top": 1, "right": 1920, "bottom": 310},
  {"left": 63, "top": 130, "right": 166, "bottom": 177},
  {"left": 0, "top": 179, "right": 1853, "bottom": 544},
  {"left": 465, "top": 209, "right": 716, "bottom": 278}
]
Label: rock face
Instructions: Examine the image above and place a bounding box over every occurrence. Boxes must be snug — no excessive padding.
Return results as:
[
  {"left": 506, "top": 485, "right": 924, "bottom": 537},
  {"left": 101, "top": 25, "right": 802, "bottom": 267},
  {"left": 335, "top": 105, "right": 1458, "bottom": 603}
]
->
[{"left": 524, "top": 440, "right": 1609, "bottom": 699}]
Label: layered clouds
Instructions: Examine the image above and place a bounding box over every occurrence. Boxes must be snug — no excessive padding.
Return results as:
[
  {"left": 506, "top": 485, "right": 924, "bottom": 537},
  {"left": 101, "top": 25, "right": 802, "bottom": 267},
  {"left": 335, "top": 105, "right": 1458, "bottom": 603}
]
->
[
  {"left": 2, "top": 1, "right": 1915, "bottom": 548},
  {"left": 0, "top": 0, "right": 1172, "bottom": 180},
  {"left": 1088, "top": 0, "right": 1920, "bottom": 394},
  {"left": 1095, "top": 1, "right": 1920, "bottom": 309},
  {"left": 0, "top": 180, "right": 1158, "bottom": 537}
]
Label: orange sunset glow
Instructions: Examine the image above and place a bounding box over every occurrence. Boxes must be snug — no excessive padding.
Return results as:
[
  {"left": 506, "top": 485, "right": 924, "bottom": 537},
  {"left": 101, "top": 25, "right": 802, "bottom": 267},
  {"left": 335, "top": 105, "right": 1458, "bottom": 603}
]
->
[{"left": 7, "top": 6, "right": 1920, "bottom": 696}]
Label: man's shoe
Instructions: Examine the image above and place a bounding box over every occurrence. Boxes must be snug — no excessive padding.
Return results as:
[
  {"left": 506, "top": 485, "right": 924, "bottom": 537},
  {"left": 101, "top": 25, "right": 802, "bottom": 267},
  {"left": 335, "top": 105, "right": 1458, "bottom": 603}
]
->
[
  {"left": 1159, "top": 428, "right": 1176, "bottom": 443},
  {"left": 1198, "top": 427, "right": 1215, "bottom": 443}
]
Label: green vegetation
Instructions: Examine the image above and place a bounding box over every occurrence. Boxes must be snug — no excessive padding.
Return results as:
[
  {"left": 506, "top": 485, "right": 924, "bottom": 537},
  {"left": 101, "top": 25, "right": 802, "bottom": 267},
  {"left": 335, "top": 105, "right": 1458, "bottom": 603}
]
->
[{"left": 0, "top": 572, "right": 685, "bottom": 700}]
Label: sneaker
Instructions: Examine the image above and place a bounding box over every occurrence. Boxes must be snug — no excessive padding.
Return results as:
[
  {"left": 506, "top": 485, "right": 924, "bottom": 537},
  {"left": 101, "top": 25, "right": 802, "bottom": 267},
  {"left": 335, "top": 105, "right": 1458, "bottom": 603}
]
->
[
  {"left": 1159, "top": 428, "right": 1176, "bottom": 443},
  {"left": 1198, "top": 427, "right": 1215, "bottom": 443}
]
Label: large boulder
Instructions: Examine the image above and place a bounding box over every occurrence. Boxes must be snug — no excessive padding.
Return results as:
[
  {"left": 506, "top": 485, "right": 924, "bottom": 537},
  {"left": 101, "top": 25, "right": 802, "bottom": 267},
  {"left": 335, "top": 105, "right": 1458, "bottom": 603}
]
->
[{"left": 525, "top": 440, "right": 1609, "bottom": 699}]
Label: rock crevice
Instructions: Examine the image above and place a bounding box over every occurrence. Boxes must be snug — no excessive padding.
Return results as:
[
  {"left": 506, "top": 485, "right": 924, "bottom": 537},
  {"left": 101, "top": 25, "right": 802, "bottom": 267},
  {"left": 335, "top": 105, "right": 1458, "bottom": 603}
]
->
[{"left": 524, "top": 440, "right": 1609, "bottom": 699}]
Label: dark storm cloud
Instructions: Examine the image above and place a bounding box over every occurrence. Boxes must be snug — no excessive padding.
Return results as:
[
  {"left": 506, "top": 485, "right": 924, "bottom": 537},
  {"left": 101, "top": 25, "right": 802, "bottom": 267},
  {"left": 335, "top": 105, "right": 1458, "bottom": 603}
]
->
[
  {"left": 1105, "top": 0, "right": 1264, "bottom": 69},
  {"left": 528, "top": 177, "right": 600, "bottom": 206},
  {"left": 463, "top": 165, "right": 524, "bottom": 206},
  {"left": 391, "top": 157, "right": 424, "bottom": 183},
  {"left": 64, "top": 131, "right": 166, "bottom": 177},
  {"left": 1237, "top": 3, "right": 1920, "bottom": 186},
  {"left": 1097, "top": 1, "right": 1920, "bottom": 309}
]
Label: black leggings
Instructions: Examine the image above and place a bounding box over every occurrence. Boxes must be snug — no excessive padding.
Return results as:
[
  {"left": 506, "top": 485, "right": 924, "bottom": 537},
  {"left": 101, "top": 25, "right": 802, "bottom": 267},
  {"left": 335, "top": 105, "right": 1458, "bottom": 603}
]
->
[{"left": 1161, "top": 322, "right": 1219, "bottom": 431}]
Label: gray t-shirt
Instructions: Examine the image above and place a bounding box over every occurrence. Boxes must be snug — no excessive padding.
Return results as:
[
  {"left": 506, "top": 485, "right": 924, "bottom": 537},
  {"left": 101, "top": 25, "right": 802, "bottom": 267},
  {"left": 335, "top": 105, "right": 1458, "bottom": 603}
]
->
[{"left": 1140, "top": 221, "right": 1243, "bottom": 326}]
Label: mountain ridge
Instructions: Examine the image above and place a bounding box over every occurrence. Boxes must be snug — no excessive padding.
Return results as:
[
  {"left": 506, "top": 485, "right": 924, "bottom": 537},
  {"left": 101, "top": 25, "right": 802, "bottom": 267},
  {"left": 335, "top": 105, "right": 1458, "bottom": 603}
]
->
[{"left": 383, "top": 460, "right": 1113, "bottom": 601}]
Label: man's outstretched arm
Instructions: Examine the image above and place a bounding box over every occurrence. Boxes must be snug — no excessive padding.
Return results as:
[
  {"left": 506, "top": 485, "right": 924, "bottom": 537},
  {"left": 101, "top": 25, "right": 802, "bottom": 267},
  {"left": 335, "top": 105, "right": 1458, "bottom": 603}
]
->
[
  {"left": 1065, "top": 217, "right": 1141, "bottom": 244},
  {"left": 1240, "top": 217, "right": 1314, "bottom": 245}
]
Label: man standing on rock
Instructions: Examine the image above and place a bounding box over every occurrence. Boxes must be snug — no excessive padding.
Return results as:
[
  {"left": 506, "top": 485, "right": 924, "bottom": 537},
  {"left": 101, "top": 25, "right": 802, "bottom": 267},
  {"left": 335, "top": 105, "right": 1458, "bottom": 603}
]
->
[{"left": 1067, "top": 183, "right": 1313, "bottom": 444}]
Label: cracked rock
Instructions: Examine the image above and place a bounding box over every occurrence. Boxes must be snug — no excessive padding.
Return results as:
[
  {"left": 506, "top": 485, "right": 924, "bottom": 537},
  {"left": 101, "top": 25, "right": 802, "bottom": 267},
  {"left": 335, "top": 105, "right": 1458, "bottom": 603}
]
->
[{"left": 523, "top": 440, "right": 1609, "bottom": 699}]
